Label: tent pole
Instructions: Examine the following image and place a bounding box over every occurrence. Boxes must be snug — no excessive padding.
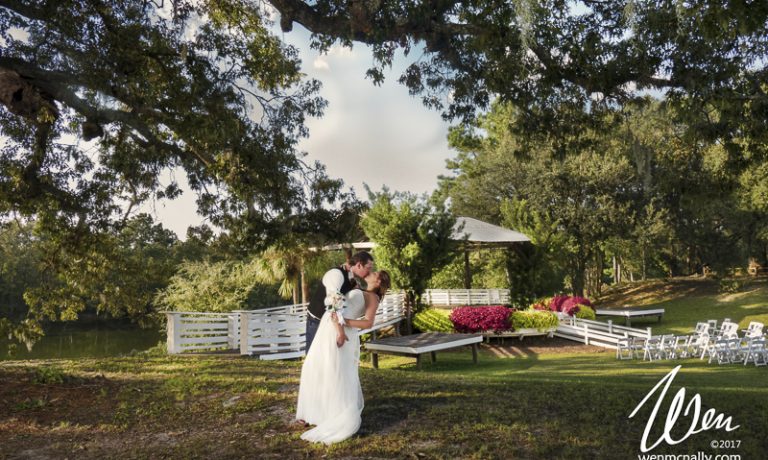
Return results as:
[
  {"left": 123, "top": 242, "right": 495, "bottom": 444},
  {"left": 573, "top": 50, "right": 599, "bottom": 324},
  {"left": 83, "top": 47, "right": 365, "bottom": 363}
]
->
[{"left": 464, "top": 249, "right": 472, "bottom": 289}]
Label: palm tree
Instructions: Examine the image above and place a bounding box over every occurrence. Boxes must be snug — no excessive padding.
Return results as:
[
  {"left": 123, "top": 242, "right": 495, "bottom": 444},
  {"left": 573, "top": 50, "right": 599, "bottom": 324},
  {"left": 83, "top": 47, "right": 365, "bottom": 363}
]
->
[{"left": 253, "top": 245, "right": 337, "bottom": 305}]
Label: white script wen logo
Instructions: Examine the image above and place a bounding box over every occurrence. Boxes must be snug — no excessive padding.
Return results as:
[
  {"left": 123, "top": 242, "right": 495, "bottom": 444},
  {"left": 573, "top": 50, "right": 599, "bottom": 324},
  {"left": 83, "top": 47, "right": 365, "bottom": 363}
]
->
[{"left": 628, "top": 365, "right": 739, "bottom": 452}]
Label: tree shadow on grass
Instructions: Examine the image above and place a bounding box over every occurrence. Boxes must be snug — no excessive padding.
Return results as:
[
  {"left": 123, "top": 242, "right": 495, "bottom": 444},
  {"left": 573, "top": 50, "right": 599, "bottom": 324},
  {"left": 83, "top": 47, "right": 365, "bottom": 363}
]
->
[{"left": 358, "top": 395, "right": 452, "bottom": 437}]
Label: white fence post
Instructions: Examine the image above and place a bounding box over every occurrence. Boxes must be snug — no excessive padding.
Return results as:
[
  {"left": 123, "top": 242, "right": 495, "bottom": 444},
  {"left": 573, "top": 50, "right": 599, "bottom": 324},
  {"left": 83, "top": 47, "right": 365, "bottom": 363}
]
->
[
  {"left": 166, "top": 312, "right": 182, "bottom": 354},
  {"left": 239, "top": 311, "right": 250, "bottom": 355},
  {"left": 583, "top": 322, "right": 589, "bottom": 345},
  {"left": 608, "top": 320, "right": 613, "bottom": 335},
  {"left": 227, "top": 313, "right": 238, "bottom": 349}
]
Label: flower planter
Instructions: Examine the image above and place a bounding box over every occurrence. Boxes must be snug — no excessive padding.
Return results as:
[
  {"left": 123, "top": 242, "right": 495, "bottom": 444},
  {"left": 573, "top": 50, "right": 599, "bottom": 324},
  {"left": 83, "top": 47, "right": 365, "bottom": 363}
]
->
[{"left": 482, "top": 327, "right": 556, "bottom": 342}]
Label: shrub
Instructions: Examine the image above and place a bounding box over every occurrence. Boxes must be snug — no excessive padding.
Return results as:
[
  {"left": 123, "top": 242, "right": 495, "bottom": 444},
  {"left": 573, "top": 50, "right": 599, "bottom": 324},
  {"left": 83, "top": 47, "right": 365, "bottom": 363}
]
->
[
  {"left": 718, "top": 278, "right": 746, "bottom": 294},
  {"left": 510, "top": 310, "right": 559, "bottom": 331},
  {"left": 449, "top": 305, "right": 513, "bottom": 333},
  {"left": 414, "top": 309, "right": 455, "bottom": 333},
  {"left": 575, "top": 306, "right": 596, "bottom": 321},
  {"left": 547, "top": 295, "right": 593, "bottom": 317},
  {"left": 33, "top": 366, "right": 67, "bottom": 384},
  {"left": 549, "top": 295, "right": 569, "bottom": 312},
  {"left": 530, "top": 299, "right": 549, "bottom": 311}
]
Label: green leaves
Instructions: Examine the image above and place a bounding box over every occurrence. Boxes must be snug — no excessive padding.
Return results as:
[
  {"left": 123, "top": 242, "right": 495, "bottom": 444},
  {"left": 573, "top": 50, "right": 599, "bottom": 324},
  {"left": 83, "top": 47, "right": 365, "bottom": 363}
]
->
[
  {"left": 440, "top": 99, "right": 768, "bottom": 297},
  {"left": 0, "top": 0, "right": 335, "bottom": 250},
  {"left": 361, "top": 189, "right": 456, "bottom": 311}
]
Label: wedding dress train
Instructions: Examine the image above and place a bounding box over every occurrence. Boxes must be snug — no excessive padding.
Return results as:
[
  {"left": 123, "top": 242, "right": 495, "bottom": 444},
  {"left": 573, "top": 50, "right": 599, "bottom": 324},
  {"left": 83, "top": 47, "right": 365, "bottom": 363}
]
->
[{"left": 296, "top": 289, "right": 367, "bottom": 444}]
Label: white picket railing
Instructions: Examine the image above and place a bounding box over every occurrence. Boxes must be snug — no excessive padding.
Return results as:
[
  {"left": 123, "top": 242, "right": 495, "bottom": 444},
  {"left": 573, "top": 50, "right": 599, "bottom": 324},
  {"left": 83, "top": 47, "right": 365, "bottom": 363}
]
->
[
  {"left": 360, "top": 292, "right": 406, "bottom": 336},
  {"left": 165, "top": 293, "right": 407, "bottom": 359},
  {"left": 423, "top": 289, "right": 510, "bottom": 306},
  {"left": 164, "top": 305, "right": 306, "bottom": 356},
  {"left": 554, "top": 316, "right": 652, "bottom": 349},
  {"left": 164, "top": 311, "right": 240, "bottom": 354},
  {"left": 239, "top": 309, "right": 307, "bottom": 360}
]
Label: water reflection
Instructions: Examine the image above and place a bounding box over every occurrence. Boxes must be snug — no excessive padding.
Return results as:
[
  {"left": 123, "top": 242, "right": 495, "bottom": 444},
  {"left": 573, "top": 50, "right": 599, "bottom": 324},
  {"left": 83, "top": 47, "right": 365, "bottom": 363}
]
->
[{"left": 1, "top": 321, "right": 163, "bottom": 360}]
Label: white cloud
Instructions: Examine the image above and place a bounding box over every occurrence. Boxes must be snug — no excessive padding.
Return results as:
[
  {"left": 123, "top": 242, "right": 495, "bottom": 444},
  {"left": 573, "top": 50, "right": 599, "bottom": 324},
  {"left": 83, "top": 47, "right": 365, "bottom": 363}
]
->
[
  {"left": 145, "top": 23, "right": 453, "bottom": 238},
  {"left": 328, "top": 45, "right": 357, "bottom": 59},
  {"left": 313, "top": 56, "right": 330, "bottom": 70}
]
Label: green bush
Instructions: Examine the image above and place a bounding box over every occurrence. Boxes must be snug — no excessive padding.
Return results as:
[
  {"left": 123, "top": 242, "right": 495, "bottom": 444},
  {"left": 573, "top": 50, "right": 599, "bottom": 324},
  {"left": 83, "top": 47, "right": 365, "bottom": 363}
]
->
[
  {"left": 718, "top": 278, "right": 746, "bottom": 294},
  {"left": 32, "top": 366, "right": 67, "bottom": 384},
  {"left": 413, "top": 309, "right": 454, "bottom": 333},
  {"left": 575, "top": 306, "right": 596, "bottom": 320},
  {"left": 510, "top": 310, "right": 559, "bottom": 331}
]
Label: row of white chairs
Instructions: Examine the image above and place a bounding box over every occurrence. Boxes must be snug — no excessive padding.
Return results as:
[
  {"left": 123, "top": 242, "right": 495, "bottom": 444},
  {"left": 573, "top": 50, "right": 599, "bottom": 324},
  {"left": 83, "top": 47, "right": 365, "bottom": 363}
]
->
[{"left": 617, "top": 320, "right": 767, "bottom": 367}]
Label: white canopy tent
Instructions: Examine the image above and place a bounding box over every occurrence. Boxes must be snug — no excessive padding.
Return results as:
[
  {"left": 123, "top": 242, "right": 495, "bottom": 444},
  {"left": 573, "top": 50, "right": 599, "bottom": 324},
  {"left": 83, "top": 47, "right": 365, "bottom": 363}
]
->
[
  {"left": 322, "top": 216, "right": 532, "bottom": 289},
  {"left": 452, "top": 217, "right": 531, "bottom": 288}
]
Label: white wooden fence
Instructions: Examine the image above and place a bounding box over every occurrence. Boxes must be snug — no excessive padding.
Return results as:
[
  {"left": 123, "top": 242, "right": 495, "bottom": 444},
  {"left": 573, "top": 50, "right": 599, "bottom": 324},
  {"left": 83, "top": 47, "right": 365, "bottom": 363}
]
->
[
  {"left": 239, "top": 309, "right": 307, "bottom": 360},
  {"left": 164, "top": 312, "right": 240, "bottom": 354},
  {"left": 423, "top": 289, "right": 510, "bottom": 307},
  {"left": 554, "top": 316, "right": 652, "bottom": 349},
  {"left": 165, "top": 292, "right": 407, "bottom": 359},
  {"left": 360, "top": 292, "right": 406, "bottom": 337}
]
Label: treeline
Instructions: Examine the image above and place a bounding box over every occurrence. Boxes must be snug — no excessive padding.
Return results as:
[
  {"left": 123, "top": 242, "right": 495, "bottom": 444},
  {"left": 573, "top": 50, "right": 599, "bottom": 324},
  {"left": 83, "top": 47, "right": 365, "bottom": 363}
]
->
[
  {"left": 434, "top": 100, "right": 768, "bottom": 303},
  {"left": 0, "top": 214, "right": 312, "bottom": 348}
]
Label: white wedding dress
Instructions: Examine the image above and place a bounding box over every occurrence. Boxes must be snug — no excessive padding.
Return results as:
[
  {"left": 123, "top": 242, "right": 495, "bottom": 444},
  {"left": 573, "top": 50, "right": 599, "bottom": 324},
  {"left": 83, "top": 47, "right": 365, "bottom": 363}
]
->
[{"left": 296, "top": 288, "right": 367, "bottom": 444}]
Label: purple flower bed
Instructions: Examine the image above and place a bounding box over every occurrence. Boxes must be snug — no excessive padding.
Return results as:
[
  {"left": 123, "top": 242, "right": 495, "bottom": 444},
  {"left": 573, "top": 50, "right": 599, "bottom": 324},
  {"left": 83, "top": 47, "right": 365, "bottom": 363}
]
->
[
  {"left": 547, "top": 295, "right": 593, "bottom": 317},
  {"left": 449, "top": 305, "right": 513, "bottom": 333}
]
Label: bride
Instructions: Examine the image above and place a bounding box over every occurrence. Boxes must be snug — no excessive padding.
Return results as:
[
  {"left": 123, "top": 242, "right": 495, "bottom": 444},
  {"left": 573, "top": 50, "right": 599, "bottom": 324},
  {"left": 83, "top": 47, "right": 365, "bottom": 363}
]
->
[{"left": 295, "top": 270, "right": 391, "bottom": 444}]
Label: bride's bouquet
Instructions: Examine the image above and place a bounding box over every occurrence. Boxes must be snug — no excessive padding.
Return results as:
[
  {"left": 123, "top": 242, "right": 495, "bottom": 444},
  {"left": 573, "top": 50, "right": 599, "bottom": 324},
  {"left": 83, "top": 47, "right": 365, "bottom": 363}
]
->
[{"left": 325, "top": 291, "right": 346, "bottom": 325}]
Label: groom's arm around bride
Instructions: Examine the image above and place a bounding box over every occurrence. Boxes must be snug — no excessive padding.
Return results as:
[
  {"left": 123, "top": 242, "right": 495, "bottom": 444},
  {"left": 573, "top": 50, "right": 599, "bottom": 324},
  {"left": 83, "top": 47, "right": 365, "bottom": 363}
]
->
[{"left": 304, "top": 251, "right": 374, "bottom": 352}]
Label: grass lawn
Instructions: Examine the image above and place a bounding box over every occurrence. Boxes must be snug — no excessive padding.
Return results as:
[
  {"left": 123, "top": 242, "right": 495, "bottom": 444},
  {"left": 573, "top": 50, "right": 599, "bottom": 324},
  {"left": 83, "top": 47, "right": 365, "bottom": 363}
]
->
[
  {"left": 1, "top": 278, "right": 766, "bottom": 459},
  {"left": 597, "top": 277, "right": 768, "bottom": 334}
]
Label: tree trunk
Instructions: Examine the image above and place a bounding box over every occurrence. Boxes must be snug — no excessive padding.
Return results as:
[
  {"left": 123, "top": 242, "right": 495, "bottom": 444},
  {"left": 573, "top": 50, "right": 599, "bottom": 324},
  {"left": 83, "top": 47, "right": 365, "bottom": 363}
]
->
[
  {"left": 572, "top": 256, "right": 586, "bottom": 297},
  {"left": 593, "top": 253, "right": 604, "bottom": 297},
  {"left": 292, "top": 275, "right": 299, "bottom": 305},
  {"left": 463, "top": 250, "right": 472, "bottom": 289},
  {"left": 300, "top": 268, "right": 309, "bottom": 305}
]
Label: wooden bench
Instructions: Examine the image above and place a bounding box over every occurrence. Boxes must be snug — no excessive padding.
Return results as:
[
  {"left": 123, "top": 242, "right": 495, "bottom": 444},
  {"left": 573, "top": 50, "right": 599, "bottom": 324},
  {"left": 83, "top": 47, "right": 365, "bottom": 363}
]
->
[
  {"left": 364, "top": 332, "right": 483, "bottom": 368},
  {"left": 595, "top": 308, "right": 665, "bottom": 327}
]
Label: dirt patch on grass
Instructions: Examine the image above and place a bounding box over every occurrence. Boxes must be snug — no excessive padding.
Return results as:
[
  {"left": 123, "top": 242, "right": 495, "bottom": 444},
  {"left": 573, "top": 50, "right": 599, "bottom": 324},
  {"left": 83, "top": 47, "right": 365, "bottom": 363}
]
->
[
  {"left": 0, "top": 359, "right": 310, "bottom": 459},
  {"left": 597, "top": 276, "right": 721, "bottom": 307}
]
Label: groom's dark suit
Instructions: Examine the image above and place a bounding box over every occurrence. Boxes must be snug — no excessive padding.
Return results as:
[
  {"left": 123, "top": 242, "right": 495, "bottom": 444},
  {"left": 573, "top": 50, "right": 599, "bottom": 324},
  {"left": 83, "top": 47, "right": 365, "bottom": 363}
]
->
[{"left": 305, "top": 265, "right": 357, "bottom": 352}]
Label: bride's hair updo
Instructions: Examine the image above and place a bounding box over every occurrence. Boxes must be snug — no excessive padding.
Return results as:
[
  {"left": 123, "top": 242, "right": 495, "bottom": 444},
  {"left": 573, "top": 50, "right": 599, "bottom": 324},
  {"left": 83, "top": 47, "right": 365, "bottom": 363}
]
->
[{"left": 373, "top": 270, "right": 391, "bottom": 299}]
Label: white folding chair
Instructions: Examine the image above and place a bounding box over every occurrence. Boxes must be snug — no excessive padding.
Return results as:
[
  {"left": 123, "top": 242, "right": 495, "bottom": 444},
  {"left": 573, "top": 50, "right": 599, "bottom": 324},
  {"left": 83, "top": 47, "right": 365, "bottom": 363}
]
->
[
  {"left": 709, "top": 338, "right": 732, "bottom": 364},
  {"left": 666, "top": 335, "right": 689, "bottom": 359},
  {"left": 643, "top": 336, "right": 663, "bottom": 361},
  {"left": 700, "top": 334, "right": 718, "bottom": 360},
  {"left": 617, "top": 337, "right": 634, "bottom": 360},
  {"left": 742, "top": 321, "right": 764, "bottom": 339},
  {"left": 726, "top": 338, "right": 744, "bottom": 363},
  {"left": 743, "top": 338, "right": 768, "bottom": 366},
  {"left": 693, "top": 322, "right": 709, "bottom": 336},
  {"left": 721, "top": 322, "right": 739, "bottom": 339}
]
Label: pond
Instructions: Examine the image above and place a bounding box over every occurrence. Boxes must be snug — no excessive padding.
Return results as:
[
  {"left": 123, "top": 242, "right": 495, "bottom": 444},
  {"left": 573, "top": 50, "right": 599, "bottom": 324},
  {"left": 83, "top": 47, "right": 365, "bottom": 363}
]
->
[{"left": 0, "top": 320, "right": 164, "bottom": 361}]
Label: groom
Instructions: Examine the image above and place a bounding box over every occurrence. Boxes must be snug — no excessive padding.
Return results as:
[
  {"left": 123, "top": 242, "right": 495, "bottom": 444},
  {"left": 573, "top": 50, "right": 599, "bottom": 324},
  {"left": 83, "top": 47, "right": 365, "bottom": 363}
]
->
[{"left": 305, "top": 251, "right": 374, "bottom": 352}]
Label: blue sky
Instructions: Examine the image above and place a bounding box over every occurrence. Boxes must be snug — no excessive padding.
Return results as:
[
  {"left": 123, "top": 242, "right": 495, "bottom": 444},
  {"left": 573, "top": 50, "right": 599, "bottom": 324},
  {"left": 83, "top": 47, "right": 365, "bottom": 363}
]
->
[{"left": 141, "top": 23, "right": 455, "bottom": 239}]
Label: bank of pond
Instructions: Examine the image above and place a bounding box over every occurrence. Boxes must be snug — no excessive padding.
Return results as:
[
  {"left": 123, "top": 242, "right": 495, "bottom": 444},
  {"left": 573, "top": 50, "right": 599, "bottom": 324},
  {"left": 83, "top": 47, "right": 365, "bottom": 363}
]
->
[{"left": 1, "top": 319, "right": 163, "bottom": 361}]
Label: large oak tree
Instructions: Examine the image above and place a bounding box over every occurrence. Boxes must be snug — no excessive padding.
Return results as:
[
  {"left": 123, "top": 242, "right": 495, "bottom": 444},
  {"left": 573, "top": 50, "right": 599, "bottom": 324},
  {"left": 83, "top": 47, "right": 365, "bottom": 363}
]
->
[
  {"left": 271, "top": 0, "right": 768, "bottom": 159},
  {"left": 0, "top": 0, "right": 360, "bottom": 340},
  {"left": 0, "top": 0, "right": 351, "bottom": 247}
]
